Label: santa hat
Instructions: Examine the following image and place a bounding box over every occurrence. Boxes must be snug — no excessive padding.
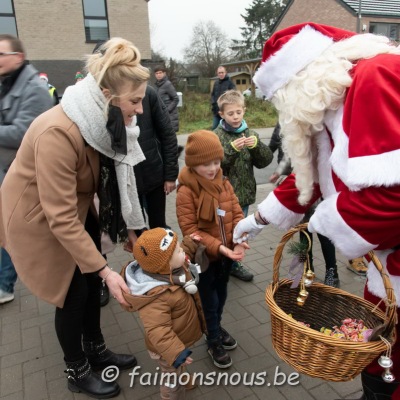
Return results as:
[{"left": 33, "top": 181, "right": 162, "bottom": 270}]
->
[
  {"left": 254, "top": 22, "right": 356, "bottom": 100},
  {"left": 39, "top": 73, "right": 48, "bottom": 82}
]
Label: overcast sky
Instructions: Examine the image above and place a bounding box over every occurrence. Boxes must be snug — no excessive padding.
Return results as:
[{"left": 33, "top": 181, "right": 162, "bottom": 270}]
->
[{"left": 148, "top": 0, "right": 255, "bottom": 61}]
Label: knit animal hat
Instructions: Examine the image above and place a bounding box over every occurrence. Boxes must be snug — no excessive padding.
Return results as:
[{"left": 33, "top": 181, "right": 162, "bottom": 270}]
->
[
  {"left": 254, "top": 22, "right": 355, "bottom": 100},
  {"left": 185, "top": 130, "right": 224, "bottom": 167},
  {"left": 133, "top": 228, "right": 178, "bottom": 275},
  {"left": 75, "top": 71, "right": 84, "bottom": 80},
  {"left": 39, "top": 73, "right": 48, "bottom": 82}
]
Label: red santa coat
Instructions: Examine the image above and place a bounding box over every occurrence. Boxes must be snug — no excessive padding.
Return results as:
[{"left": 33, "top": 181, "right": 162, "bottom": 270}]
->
[{"left": 259, "top": 53, "right": 400, "bottom": 302}]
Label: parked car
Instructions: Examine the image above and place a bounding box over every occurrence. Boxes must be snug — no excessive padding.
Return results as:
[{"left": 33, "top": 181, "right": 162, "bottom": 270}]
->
[{"left": 243, "top": 86, "right": 264, "bottom": 99}]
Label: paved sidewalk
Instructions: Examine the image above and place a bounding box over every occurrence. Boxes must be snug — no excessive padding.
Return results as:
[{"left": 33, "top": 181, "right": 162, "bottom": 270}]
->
[{"left": 0, "top": 179, "right": 369, "bottom": 400}]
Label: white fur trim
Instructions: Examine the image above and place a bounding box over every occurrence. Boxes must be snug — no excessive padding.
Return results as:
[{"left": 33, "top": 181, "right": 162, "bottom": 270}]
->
[
  {"left": 254, "top": 25, "right": 333, "bottom": 100},
  {"left": 324, "top": 106, "right": 400, "bottom": 189},
  {"left": 347, "top": 149, "right": 400, "bottom": 188},
  {"left": 308, "top": 194, "right": 376, "bottom": 258},
  {"left": 258, "top": 192, "right": 304, "bottom": 231},
  {"left": 366, "top": 249, "right": 400, "bottom": 305}
]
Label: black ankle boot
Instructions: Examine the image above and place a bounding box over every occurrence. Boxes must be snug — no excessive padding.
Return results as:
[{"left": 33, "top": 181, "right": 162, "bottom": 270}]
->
[
  {"left": 65, "top": 358, "right": 120, "bottom": 399},
  {"left": 83, "top": 339, "right": 137, "bottom": 371},
  {"left": 361, "top": 371, "right": 399, "bottom": 399}
]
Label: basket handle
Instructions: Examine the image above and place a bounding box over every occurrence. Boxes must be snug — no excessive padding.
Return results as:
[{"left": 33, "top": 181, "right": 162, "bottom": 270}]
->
[{"left": 272, "top": 223, "right": 397, "bottom": 335}]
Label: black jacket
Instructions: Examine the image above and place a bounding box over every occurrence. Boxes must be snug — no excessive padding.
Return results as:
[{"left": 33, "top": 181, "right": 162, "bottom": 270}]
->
[
  {"left": 210, "top": 75, "right": 236, "bottom": 115},
  {"left": 135, "top": 86, "right": 179, "bottom": 194},
  {"left": 155, "top": 76, "right": 179, "bottom": 133}
]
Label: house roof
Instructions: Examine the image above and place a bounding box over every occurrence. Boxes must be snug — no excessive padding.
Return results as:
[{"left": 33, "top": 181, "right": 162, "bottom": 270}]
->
[
  {"left": 272, "top": 0, "right": 400, "bottom": 34},
  {"left": 339, "top": 0, "right": 400, "bottom": 17}
]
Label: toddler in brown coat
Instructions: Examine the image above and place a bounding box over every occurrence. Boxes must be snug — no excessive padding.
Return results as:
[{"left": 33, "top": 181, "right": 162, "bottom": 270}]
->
[{"left": 121, "top": 227, "right": 206, "bottom": 400}]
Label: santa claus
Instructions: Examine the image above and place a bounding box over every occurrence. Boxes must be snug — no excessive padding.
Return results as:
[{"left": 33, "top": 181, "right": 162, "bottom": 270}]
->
[{"left": 233, "top": 22, "right": 400, "bottom": 399}]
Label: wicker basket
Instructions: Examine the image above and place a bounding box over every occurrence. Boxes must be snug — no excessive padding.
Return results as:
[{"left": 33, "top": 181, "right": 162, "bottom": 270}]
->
[{"left": 265, "top": 223, "right": 397, "bottom": 382}]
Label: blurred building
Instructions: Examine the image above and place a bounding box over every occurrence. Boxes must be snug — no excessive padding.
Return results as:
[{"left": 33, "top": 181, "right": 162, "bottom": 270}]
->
[
  {"left": 1, "top": 0, "right": 152, "bottom": 95},
  {"left": 274, "top": 0, "right": 400, "bottom": 39}
]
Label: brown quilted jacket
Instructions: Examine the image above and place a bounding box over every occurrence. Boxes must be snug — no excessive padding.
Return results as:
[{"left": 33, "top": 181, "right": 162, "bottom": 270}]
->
[
  {"left": 120, "top": 262, "right": 206, "bottom": 366},
  {"left": 176, "top": 177, "right": 244, "bottom": 261}
]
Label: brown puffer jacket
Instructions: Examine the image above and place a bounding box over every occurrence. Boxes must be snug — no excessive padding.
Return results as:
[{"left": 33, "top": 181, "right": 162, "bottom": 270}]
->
[
  {"left": 120, "top": 262, "right": 206, "bottom": 367},
  {"left": 176, "top": 177, "right": 244, "bottom": 261}
]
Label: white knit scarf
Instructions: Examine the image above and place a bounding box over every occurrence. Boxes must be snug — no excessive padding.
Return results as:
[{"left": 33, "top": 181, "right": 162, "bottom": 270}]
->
[{"left": 61, "top": 73, "right": 146, "bottom": 230}]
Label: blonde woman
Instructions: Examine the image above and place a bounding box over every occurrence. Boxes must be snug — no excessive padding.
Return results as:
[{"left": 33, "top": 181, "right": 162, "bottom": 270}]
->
[{"left": 0, "top": 38, "right": 149, "bottom": 398}]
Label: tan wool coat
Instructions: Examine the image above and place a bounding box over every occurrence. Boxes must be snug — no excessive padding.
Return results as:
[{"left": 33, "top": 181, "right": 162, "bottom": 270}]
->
[{"left": 0, "top": 105, "right": 107, "bottom": 308}]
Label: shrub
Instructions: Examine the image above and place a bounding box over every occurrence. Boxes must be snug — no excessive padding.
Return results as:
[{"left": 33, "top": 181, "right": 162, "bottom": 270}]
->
[{"left": 177, "top": 92, "right": 277, "bottom": 134}]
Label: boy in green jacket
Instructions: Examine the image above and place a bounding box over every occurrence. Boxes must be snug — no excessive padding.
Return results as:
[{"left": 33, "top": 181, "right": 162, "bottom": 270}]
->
[{"left": 214, "top": 90, "right": 273, "bottom": 281}]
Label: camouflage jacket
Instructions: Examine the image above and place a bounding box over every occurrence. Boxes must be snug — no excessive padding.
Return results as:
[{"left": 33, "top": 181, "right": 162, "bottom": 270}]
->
[{"left": 214, "top": 125, "right": 272, "bottom": 207}]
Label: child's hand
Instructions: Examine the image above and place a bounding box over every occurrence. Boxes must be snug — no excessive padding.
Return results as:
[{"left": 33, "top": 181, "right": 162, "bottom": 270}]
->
[
  {"left": 244, "top": 136, "right": 257, "bottom": 148},
  {"left": 219, "top": 245, "right": 245, "bottom": 261},
  {"left": 189, "top": 233, "right": 202, "bottom": 242},
  {"left": 184, "top": 356, "right": 193, "bottom": 365},
  {"left": 234, "top": 243, "right": 250, "bottom": 258},
  {"left": 231, "top": 137, "right": 246, "bottom": 151}
]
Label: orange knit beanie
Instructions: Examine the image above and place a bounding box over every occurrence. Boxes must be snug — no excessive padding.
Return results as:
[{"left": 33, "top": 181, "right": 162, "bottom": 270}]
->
[
  {"left": 184, "top": 130, "right": 224, "bottom": 167},
  {"left": 133, "top": 228, "right": 178, "bottom": 275}
]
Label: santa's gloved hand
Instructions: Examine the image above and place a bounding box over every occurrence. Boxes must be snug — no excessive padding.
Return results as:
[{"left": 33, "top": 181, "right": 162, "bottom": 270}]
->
[{"left": 233, "top": 214, "right": 265, "bottom": 243}]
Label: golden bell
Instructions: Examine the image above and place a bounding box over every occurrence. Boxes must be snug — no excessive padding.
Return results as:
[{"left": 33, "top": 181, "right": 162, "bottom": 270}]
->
[
  {"left": 305, "top": 270, "right": 315, "bottom": 280},
  {"left": 296, "top": 296, "right": 305, "bottom": 306},
  {"left": 299, "top": 289, "right": 309, "bottom": 299}
]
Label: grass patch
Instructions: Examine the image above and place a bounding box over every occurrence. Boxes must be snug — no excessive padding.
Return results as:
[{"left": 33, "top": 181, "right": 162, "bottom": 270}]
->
[{"left": 177, "top": 92, "right": 278, "bottom": 134}]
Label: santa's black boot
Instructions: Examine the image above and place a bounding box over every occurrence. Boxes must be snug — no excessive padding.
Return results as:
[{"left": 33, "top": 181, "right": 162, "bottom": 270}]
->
[
  {"left": 65, "top": 358, "right": 120, "bottom": 399},
  {"left": 360, "top": 371, "right": 399, "bottom": 400},
  {"left": 83, "top": 339, "right": 137, "bottom": 371}
]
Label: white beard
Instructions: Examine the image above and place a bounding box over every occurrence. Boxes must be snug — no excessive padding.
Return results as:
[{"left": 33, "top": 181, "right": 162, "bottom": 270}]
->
[{"left": 283, "top": 132, "right": 319, "bottom": 205}]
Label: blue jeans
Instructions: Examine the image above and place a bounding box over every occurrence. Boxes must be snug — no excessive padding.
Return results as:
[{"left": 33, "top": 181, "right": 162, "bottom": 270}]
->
[
  {"left": 0, "top": 248, "right": 17, "bottom": 293},
  {"left": 197, "top": 259, "right": 231, "bottom": 342}
]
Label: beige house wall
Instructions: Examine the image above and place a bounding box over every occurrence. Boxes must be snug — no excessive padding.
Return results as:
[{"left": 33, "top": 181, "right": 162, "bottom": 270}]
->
[
  {"left": 276, "top": 0, "right": 400, "bottom": 34},
  {"left": 13, "top": 0, "right": 151, "bottom": 60}
]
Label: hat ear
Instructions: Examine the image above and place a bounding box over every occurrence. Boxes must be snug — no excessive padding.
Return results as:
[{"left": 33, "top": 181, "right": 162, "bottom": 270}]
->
[{"left": 140, "top": 246, "right": 148, "bottom": 256}]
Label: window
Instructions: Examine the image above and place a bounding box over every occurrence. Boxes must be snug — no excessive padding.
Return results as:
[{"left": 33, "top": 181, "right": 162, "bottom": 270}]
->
[
  {"left": 0, "top": 0, "right": 17, "bottom": 36},
  {"left": 82, "top": 0, "right": 109, "bottom": 42},
  {"left": 241, "top": 79, "right": 246, "bottom": 84},
  {"left": 369, "top": 22, "right": 400, "bottom": 41}
]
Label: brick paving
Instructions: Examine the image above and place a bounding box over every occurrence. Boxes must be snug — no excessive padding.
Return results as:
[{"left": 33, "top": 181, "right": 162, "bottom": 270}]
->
[{"left": 0, "top": 131, "right": 369, "bottom": 400}]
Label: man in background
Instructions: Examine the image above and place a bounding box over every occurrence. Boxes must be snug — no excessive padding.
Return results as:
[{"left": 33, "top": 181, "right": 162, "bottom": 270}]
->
[
  {"left": 0, "top": 34, "right": 52, "bottom": 303},
  {"left": 210, "top": 66, "right": 236, "bottom": 130}
]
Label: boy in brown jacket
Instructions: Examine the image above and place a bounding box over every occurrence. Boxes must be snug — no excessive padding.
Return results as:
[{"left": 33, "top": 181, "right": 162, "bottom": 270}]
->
[
  {"left": 176, "top": 130, "right": 249, "bottom": 369},
  {"left": 121, "top": 227, "right": 206, "bottom": 399}
]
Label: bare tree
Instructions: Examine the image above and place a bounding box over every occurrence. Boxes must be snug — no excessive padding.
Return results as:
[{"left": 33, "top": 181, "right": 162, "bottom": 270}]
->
[{"left": 183, "top": 20, "right": 233, "bottom": 77}]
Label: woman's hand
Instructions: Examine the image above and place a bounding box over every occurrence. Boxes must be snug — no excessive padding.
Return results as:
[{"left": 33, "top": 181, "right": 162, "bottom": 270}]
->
[
  {"left": 164, "top": 181, "right": 176, "bottom": 195},
  {"left": 99, "top": 267, "right": 130, "bottom": 307}
]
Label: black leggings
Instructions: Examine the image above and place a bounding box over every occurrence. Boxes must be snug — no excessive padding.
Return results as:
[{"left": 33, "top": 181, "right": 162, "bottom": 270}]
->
[
  {"left": 55, "top": 267, "right": 103, "bottom": 362},
  {"left": 54, "top": 210, "right": 103, "bottom": 362}
]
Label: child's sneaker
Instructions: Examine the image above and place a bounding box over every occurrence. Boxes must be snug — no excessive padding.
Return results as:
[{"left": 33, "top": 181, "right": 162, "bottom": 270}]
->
[
  {"left": 220, "top": 327, "right": 237, "bottom": 350},
  {"left": 207, "top": 340, "right": 232, "bottom": 369}
]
